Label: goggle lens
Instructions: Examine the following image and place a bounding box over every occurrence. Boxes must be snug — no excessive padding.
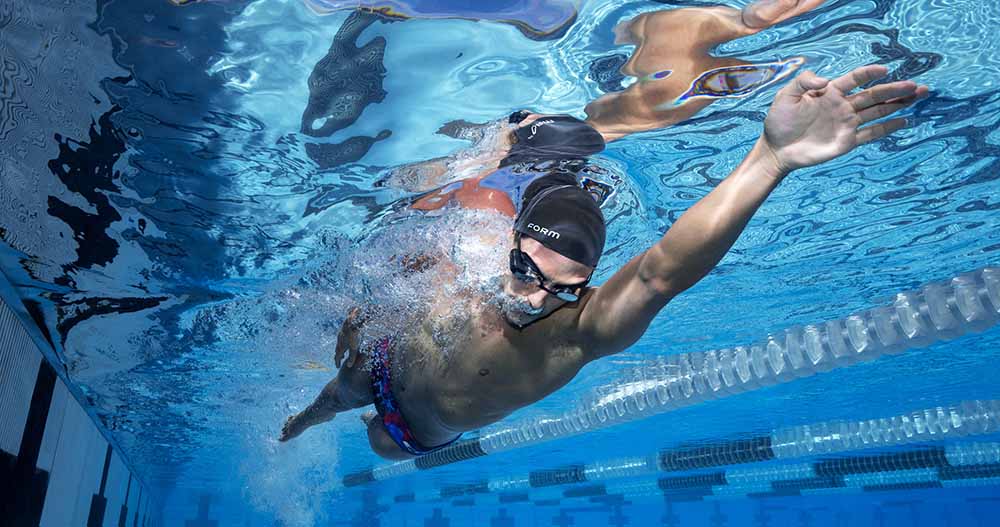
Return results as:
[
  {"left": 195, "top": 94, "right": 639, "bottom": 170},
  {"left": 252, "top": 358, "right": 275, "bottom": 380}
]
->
[{"left": 555, "top": 290, "right": 580, "bottom": 302}]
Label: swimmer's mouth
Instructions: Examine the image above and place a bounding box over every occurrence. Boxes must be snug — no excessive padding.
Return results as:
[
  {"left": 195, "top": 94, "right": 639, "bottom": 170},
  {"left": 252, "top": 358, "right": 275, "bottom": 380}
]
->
[{"left": 498, "top": 281, "right": 544, "bottom": 317}]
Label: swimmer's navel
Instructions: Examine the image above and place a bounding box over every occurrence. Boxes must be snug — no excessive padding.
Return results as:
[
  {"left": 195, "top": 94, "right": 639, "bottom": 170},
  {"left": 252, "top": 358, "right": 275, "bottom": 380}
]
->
[{"left": 479, "top": 368, "right": 490, "bottom": 377}]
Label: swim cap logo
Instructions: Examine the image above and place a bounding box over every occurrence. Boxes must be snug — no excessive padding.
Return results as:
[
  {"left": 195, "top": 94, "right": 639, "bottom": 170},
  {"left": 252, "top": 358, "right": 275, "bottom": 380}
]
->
[
  {"left": 527, "top": 223, "right": 560, "bottom": 239},
  {"left": 527, "top": 119, "right": 555, "bottom": 140}
]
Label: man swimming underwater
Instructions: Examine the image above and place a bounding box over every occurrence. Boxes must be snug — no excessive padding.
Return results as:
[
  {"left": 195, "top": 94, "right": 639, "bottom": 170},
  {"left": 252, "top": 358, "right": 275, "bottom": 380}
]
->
[{"left": 279, "top": 0, "right": 930, "bottom": 459}]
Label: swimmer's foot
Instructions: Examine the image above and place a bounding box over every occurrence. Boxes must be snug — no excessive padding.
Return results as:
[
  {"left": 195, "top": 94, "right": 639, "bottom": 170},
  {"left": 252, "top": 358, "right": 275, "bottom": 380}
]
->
[
  {"left": 741, "top": 0, "right": 826, "bottom": 29},
  {"left": 278, "top": 414, "right": 302, "bottom": 442}
]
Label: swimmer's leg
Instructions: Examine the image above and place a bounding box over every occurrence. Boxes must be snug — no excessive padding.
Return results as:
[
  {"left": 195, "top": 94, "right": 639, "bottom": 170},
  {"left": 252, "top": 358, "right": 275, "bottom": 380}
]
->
[
  {"left": 279, "top": 365, "right": 373, "bottom": 442},
  {"left": 362, "top": 411, "right": 415, "bottom": 461}
]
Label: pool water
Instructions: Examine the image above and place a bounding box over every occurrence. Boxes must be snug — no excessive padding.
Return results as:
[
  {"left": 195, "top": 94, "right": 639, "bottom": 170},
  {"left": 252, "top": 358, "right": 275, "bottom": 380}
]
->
[{"left": 1, "top": 0, "right": 999, "bottom": 525}]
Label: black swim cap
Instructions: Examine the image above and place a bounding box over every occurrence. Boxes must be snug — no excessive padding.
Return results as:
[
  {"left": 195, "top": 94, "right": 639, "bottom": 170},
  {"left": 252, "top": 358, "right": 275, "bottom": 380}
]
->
[
  {"left": 501, "top": 114, "right": 606, "bottom": 167},
  {"left": 514, "top": 174, "right": 606, "bottom": 268}
]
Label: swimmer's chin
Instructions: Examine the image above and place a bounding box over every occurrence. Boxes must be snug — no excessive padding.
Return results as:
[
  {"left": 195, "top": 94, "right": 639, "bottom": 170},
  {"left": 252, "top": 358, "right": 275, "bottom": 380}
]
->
[
  {"left": 504, "top": 316, "right": 533, "bottom": 330},
  {"left": 501, "top": 307, "right": 544, "bottom": 330}
]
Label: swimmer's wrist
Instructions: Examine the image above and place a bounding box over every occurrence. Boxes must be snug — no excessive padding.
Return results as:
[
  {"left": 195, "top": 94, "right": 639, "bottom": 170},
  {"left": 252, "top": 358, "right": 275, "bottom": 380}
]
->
[{"left": 752, "top": 136, "right": 792, "bottom": 182}]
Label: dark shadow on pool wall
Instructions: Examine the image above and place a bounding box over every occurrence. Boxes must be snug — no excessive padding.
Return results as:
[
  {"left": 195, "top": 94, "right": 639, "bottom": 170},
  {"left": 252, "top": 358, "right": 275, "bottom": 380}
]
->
[{"left": 46, "top": 106, "right": 127, "bottom": 276}]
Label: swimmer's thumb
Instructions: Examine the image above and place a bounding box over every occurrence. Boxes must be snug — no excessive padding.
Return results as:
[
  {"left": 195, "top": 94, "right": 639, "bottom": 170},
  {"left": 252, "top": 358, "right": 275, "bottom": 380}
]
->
[{"left": 786, "top": 71, "right": 829, "bottom": 97}]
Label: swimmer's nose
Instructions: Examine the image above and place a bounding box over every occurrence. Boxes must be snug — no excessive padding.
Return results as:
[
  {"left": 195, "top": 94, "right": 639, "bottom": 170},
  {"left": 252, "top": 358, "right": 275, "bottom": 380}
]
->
[
  {"left": 520, "top": 288, "right": 549, "bottom": 311},
  {"left": 507, "top": 276, "right": 549, "bottom": 309}
]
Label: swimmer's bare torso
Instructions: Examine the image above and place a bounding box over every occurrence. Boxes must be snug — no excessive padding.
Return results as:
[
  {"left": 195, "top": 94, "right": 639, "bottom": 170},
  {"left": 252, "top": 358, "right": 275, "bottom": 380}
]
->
[{"left": 393, "top": 278, "right": 595, "bottom": 443}]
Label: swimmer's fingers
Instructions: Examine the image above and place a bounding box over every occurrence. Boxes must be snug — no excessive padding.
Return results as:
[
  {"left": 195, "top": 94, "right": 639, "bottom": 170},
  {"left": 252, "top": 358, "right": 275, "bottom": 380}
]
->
[
  {"left": 856, "top": 117, "right": 907, "bottom": 145},
  {"left": 781, "top": 70, "right": 830, "bottom": 98},
  {"left": 856, "top": 98, "right": 915, "bottom": 124},
  {"left": 849, "top": 80, "right": 923, "bottom": 112},
  {"left": 346, "top": 330, "right": 362, "bottom": 369},
  {"left": 335, "top": 308, "right": 362, "bottom": 369},
  {"left": 334, "top": 330, "right": 361, "bottom": 369},
  {"left": 830, "top": 64, "right": 889, "bottom": 94},
  {"left": 856, "top": 86, "right": 929, "bottom": 126},
  {"left": 334, "top": 322, "right": 361, "bottom": 368},
  {"left": 334, "top": 335, "right": 347, "bottom": 368},
  {"left": 333, "top": 308, "right": 359, "bottom": 368}
]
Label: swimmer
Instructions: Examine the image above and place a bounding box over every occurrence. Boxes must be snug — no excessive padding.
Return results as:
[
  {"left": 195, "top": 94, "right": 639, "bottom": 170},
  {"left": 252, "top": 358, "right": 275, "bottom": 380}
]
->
[{"left": 279, "top": 61, "right": 928, "bottom": 459}]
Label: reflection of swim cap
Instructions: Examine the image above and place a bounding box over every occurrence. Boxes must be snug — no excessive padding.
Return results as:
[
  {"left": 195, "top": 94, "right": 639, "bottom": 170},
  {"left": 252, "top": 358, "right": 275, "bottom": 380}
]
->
[
  {"left": 514, "top": 174, "right": 606, "bottom": 268},
  {"left": 501, "top": 114, "right": 606, "bottom": 167}
]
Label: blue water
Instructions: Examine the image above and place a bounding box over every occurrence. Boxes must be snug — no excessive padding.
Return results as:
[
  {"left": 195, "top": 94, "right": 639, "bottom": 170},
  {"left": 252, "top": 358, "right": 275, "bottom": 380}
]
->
[{"left": 1, "top": 0, "right": 999, "bottom": 525}]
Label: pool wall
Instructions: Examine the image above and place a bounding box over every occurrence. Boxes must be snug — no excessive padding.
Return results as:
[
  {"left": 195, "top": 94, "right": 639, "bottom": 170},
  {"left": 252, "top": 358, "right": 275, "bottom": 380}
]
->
[{"left": 0, "top": 276, "right": 161, "bottom": 527}]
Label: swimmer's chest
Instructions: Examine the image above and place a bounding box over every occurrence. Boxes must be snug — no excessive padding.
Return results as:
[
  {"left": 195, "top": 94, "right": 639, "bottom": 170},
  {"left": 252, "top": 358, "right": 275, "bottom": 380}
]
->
[{"left": 412, "top": 307, "right": 586, "bottom": 413}]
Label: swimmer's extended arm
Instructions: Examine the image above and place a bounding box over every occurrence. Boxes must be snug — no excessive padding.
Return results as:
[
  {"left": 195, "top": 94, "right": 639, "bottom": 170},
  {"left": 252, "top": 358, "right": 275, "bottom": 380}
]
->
[{"left": 578, "top": 65, "right": 929, "bottom": 358}]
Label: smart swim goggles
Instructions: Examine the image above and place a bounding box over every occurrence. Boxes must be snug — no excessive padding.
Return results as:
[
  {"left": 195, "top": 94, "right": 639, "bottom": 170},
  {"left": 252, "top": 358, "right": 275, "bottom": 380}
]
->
[{"left": 509, "top": 232, "right": 591, "bottom": 302}]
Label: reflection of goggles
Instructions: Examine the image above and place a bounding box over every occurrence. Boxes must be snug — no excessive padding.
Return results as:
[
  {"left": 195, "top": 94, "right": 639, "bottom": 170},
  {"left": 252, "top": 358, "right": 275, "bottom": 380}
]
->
[
  {"left": 665, "top": 56, "right": 806, "bottom": 108},
  {"left": 698, "top": 65, "right": 780, "bottom": 96},
  {"left": 509, "top": 233, "right": 590, "bottom": 302}
]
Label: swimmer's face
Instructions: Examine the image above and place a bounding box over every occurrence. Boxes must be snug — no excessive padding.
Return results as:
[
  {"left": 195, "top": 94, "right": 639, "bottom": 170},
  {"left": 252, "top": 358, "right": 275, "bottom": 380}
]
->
[{"left": 501, "top": 235, "right": 593, "bottom": 329}]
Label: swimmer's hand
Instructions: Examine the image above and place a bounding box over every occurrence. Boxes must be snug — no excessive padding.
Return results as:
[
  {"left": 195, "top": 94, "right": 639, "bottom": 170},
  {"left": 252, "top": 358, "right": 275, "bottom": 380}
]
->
[
  {"left": 760, "top": 64, "right": 930, "bottom": 174},
  {"left": 334, "top": 307, "right": 364, "bottom": 369}
]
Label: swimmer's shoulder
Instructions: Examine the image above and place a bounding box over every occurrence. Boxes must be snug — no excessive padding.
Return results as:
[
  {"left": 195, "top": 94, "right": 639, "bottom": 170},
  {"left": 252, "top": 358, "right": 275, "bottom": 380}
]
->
[{"left": 533, "top": 287, "right": 600, "bottom": 343}]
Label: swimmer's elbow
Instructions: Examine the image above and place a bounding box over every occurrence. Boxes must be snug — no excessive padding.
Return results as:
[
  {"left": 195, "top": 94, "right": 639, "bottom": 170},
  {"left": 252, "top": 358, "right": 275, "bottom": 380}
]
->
[{"left": 637, "top": 245, "right": 689, "bottom": 299}]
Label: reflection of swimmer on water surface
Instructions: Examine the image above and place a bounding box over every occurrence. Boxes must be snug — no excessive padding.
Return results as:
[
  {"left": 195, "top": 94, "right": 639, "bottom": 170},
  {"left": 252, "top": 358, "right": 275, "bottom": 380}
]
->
[
  {"left": 381, "top": 2, "right": 823, "bottom": 216},
  {"left": 279, "top": 0, "right": 930, "bottom": 460},
  {"left": 585, "top": 1, "right": 825, "bottom": 141}
]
